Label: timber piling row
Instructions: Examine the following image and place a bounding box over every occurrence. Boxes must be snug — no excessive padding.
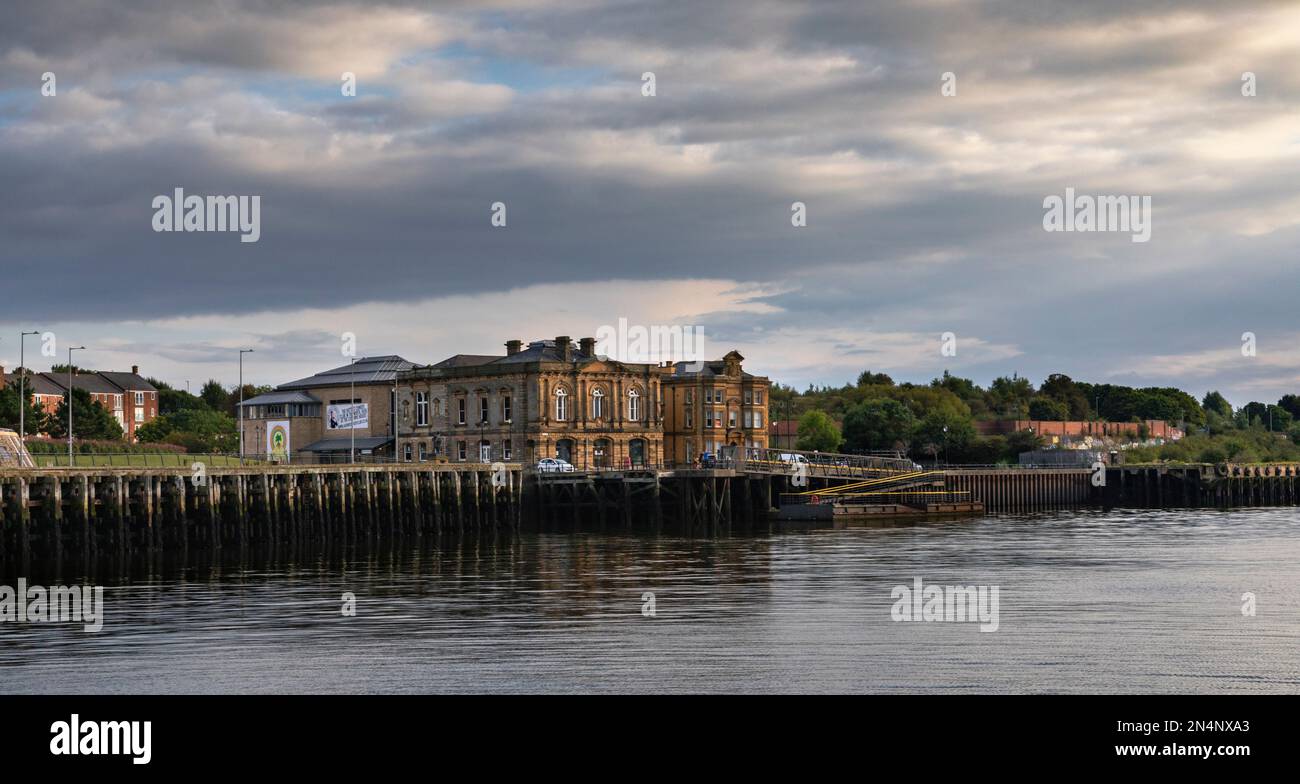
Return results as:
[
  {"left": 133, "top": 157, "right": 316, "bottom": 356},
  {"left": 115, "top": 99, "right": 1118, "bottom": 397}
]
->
[{"left": 0, "top": 464, "right": 523, "bottom": 560}]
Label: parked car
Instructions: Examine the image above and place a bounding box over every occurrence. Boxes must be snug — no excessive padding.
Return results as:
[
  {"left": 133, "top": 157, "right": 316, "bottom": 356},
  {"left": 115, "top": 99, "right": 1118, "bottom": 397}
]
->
[
  {"left": 778, "top": 453, "right": 810, "bottom": 473},
  {"left": 536, "top": 457, "right": 576, "bottom": 473}
]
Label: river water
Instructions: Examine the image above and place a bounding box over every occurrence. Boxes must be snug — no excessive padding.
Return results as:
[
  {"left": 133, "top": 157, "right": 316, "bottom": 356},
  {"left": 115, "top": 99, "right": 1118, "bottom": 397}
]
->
[{"left": 2, "top": 508, "right": 1298, "bottom": 693}]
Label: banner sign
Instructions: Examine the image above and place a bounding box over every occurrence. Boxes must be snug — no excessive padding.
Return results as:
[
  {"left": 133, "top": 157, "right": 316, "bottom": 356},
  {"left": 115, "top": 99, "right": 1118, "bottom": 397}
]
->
[
  {"left": 327, "top": 403, "right": 368, "bottom": 431},
  {"left": 266, "top": 420, "right": 290, "bottom": 459}
]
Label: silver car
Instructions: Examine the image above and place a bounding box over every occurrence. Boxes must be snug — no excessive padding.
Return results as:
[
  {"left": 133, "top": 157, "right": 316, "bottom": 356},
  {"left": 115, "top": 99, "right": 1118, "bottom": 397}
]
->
[{"left": 536, "top": 457, "right": 576, "bottom": 473}]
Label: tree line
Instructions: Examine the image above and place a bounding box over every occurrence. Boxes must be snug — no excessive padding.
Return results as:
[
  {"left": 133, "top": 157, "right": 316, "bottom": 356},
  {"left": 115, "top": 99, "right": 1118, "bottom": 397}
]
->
[{"left": 772, "top": 370, "right": 1300, "bottom": 465}]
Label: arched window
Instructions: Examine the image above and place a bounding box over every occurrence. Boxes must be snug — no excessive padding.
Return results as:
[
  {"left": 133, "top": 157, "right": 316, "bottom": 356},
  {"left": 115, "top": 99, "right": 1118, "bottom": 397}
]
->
[
  {"left": 628, "top": 389, "right": 641, "bottom": 421},
  {"left": 555, "top": 387, "right": 568, "bottom": 421},
  {"left": 591, "top": 388, "right": 605, "bottom": 419}
]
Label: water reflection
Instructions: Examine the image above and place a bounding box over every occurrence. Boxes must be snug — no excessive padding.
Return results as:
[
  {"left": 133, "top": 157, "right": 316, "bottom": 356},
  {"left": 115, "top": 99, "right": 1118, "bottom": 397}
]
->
[{"left": 2, "top": 508, "right": 1298, "bottom": 694}]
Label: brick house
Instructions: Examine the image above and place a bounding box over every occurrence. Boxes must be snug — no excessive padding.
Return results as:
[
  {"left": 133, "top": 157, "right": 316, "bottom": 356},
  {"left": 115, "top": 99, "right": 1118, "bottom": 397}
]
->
[{"left": 1, "top": 365, "right": 158, "bottom": 440}]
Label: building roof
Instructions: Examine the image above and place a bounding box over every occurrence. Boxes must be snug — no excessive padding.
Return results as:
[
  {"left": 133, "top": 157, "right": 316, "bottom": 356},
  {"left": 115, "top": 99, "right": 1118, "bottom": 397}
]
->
[
  {"left": 432, "top": 354, "right": 502, "bottom": 368},
  {"left": 97, "top": 371, "right": 157, "bottom": 392},
  {"left": 48, "top": 372, "right": 122, "bottom": 395},
  {"left": 298, "top": 436, "right": 392, "bottom": 452},
  {"left": 671, "top": 362, "right": 761, "bottom": 380},
  {"left": 277, "top": 356, "right": 416, "bottom": 390},
  {"left": 238, "top": 390, "right": 321, "bottom": 407},
  {"left": 3, "top": 372, "right": 65, "bottom": 396}
]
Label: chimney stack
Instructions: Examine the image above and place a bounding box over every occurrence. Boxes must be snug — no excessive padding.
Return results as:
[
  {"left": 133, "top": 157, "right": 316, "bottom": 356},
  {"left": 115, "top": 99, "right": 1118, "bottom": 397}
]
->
[
  {"left": 505, "top": 340, "right": 522, "bottom": 356},
  {"left": 555, "top": 336, "right": 572, "bottom": 362},
  {"left": 131, "top": 365, "right": 139, "bottom": 375},
  {"left": 579, "top": 337, "right": 596, "bottom": 357}
]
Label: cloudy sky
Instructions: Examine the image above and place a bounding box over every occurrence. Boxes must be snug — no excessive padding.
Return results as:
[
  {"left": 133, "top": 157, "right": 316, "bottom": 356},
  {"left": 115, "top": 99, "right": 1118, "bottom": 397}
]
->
[{"left": 2, "top": 0, "right": 1299, "bottom": 405}]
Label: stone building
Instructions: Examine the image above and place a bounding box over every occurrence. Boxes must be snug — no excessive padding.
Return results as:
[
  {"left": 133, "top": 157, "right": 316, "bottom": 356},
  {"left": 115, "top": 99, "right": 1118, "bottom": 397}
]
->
[
  {"left": 397, "top": 336, "right": 666, "bottom": 468},
  {"left": 661, "top": 350, "right": 770, "bottom": 466},
  {"left": 238, "top": 355, "right": 415, "bottom": 461}
]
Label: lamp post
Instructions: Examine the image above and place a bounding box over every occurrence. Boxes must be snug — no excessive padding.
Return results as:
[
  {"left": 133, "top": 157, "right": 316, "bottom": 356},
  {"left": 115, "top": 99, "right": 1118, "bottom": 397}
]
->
[
  {"left": 238, "top": 349, "right": 254, "bottom": 464},
  {"left": 18, "top": 331, "right": 38, "bottom": 441},
  {"left": 349, "top": 357, "right": 357, "bottom": 464},
  {"left": 67, "top": 345, "right": 86, "bottom": 466}
]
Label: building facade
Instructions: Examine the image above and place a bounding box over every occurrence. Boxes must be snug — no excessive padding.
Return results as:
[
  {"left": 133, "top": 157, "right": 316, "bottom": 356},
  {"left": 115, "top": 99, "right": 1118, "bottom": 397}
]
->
[
  {"left": 238, "top": 356, "right": 415, "bottom": 461},
  {"left": 661, "top": 350, "right": 770, "bottom": 466},
  {"left": 1, "top": 365, "right": 158, "bottom": 440},
  {"left": 397, "top": 337, "right": 666, "bottom": 468}
]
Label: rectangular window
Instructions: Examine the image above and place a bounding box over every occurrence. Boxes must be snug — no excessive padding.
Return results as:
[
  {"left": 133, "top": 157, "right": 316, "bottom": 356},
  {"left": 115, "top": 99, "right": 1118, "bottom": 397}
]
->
[
  {"left": 686, "top": 390, "right": 693, "bottom": 405},
  {"left": 135, "top": 391, "right": 145, "bottom": 405},
  {"left": 418, "top": 442, "right": 428, "bottom": 461},
  {"left": 744, "top": 410, "right": 752, "bottom": 428},
  {"left": 503, "top": 395, "right": 512, "bottom": 422},
  {"left": 480, "top": 397, "right": 489, "bottom": 424},
  {"left": 685, "top": 407, "right": 693, "bottom": 429},
  {"left": 458, "top": 398, "right": 466, "bottom": 425},
  {"left": 744, "top": 390, "right": 752, "bottom": 404},
  {"left": 756, "top": 391, "right": 764, "bottom": 404},
  {"left": 457, "top": 440, "right": 467, "bottom": 460},
  {"left": 135, "top": 408, "right": 145, "bottom": 423},
  {"left": 705, "top": 410, "right": 714, "bottom": 428},
  {"left": 416, "top": 392, "right": 428, "bottom": 426},
  {"left": 754, "top": 411, "right": 763, "bottom": 428},
  {"left": 404, "top": 444, "right": 413, "bottom": 462},
  {"left": 503, "top": 440, "right": 512, "bottom": 460},
  {"left": 728, "top": 410, "right": 737, "bottom": 429}
]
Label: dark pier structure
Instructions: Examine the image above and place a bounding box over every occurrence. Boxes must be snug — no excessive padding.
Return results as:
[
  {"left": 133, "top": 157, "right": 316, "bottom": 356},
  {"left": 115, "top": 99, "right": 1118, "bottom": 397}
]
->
[
  {"left": 6, "top": 451, "right": 1300, "bottom": 556},
  {"left": 1102, "top": 463, "right": 1300, "bottom": 509},
  {"left": 0, "top": 463, "right": 524, "bottom": 560}
]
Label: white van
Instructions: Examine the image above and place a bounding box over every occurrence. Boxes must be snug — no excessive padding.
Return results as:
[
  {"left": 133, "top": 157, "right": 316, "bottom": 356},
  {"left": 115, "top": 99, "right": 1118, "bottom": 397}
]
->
[{"left": 778, "top": 453, "right": 810, "bottom": 471}]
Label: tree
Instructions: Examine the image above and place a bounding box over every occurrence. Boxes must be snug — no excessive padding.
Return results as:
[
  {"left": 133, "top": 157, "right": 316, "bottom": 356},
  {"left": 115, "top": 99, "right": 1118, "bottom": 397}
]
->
[
  {"left": 796, "top": 410, "right": 841, "bottom": 452},
  {"left": 199, "top": 379, "right": 229, "bottom": 413},
  {"left": 44, "top": 388, "right": 124, "bottom": 440},
  {"left": 1028, "top": 396, "right": 1069, "bottom": 421},
  {"left": 989, "top": 375, "right": 1034, "bottom": 418},
  {"left": 1202, "top": 390, "right": 1234, "bottom": 419},
  {"left": 1039, "top": 374, "right": 1091, "bottom": 419},
  {"left": 911, "top": 410, "right": 974, "bottom": 464},
  {"left": 856, "top": 370, "right": 894, "bottom": 387},
  {"left": 842, "top": 398, "right": 915, "bottom": 453},
  {"left": 136, "top": 408, "right": 238, "bottom": 452},
  {"left": 0, "top": 379, "right": 43, "bottom": 434},
  {"left": 1277, "top": 394, "right": 1300, "bottom": 421}
]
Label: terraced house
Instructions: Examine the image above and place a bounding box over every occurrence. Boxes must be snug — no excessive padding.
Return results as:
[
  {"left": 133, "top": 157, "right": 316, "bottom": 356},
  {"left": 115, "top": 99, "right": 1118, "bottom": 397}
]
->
[
  {"left": 397, "top": 336, "right": 666, "bottom": 468},
  {"left": 0, "top": 364, "right": 158, "bottom": 440}
]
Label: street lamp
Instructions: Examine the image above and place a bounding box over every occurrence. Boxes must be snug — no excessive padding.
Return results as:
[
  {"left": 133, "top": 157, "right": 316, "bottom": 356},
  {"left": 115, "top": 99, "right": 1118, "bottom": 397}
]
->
[
  {"left": 67, "top": 345, "right": 86, "bottom": 466},
  {"left": 239, "top": 349, "right": 254, "bottom": 463},
  {"left": 349, "top": 357, "right": 357, "bottom": 464},
  {"left": 18, "top": 331, "right": 39, "bottom": 441}
]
